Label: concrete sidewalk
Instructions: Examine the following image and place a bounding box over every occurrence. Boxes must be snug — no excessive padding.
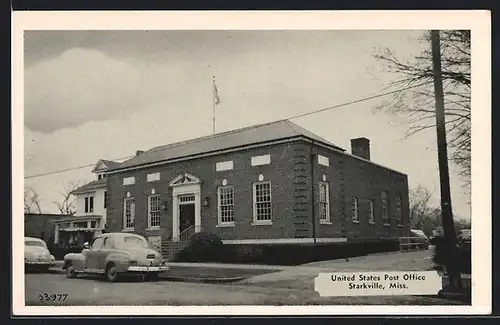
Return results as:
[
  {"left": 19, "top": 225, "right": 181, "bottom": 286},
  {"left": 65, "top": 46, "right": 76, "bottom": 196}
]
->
[{"left": 52, "top": 260, "right": 290, "bottom": 271}]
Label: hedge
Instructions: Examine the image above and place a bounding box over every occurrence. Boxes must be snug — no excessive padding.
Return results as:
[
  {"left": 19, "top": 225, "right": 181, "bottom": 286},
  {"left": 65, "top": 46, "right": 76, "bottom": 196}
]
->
[{"left": 174, "top": 232, "right": 401, "bottom": 265}]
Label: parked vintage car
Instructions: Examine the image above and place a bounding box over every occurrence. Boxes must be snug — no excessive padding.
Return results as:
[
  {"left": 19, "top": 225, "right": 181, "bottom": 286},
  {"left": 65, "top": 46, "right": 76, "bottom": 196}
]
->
[
  {"left": 24, "top": 237, "right": 55, "bottom": 272},
  {"left": 62, "top": 232, "right": 169, "bottom": 282},
  {"left": 409, "top": 229, "right": 430, "bottom": 250},
  {"left": 458, "top": 229, "right": 471, "bottom": 244}
]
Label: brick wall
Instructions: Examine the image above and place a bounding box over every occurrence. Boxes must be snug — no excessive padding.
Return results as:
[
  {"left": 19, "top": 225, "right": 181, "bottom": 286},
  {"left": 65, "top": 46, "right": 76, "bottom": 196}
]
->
[
  {"left": 106, "top": 139, "right": 410, "bottom": 242},
  {"left": 106, "top": 142, "right": 300, "bottom": 241},
  {"left": 312, "top": 144, "right": 411, "bottom": 241}
]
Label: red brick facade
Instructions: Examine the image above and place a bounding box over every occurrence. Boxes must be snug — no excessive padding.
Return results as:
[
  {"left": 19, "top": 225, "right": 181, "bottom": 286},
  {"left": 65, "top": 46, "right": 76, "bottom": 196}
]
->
[{"left": 106, "top": 138, "right": 410, "bottom": 243}]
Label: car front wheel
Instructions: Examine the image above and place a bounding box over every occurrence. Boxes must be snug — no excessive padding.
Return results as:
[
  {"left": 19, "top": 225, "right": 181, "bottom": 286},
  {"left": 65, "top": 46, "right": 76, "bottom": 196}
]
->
[
  {"left": 105, "top": 263, "right": 119, "bottom": 282},
  {"left": 66, "top": 263, "right": 76, "bottom": 278}
]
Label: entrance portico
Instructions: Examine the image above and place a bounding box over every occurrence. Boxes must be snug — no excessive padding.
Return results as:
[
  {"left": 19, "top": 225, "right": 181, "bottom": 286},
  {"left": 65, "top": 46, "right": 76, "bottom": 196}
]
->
[{"left": 169, "top": 173, "right": 202, "bottom": 242}]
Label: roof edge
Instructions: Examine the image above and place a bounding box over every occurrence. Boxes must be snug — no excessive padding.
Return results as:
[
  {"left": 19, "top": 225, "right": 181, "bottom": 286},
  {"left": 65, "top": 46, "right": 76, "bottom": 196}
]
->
[{"left": 107, "top": 135, "right": 343, "bottom": 175}]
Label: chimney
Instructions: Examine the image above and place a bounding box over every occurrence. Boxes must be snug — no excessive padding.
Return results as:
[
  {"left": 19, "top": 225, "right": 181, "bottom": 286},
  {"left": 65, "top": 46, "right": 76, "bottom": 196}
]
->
[
  {"left": 350, "top": 137, "right": 371, "bottom": 160},
  {"left": 136, "top": 150, "right": 145, "bottom": 156}
]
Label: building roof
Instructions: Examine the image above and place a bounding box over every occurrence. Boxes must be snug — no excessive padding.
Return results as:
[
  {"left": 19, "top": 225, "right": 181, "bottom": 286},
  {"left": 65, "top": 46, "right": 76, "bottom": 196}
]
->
[
  {"left": 109, "top": 120, "right": 345, "bottom": 172},
  {"left": 53, "top": 215, "right": 102, "bottom": 223},
  {"left": 24, "top": 213, "right": 71, "bottom": 218},
  {"left": 91, "top": 159, "right": 121, "bottom": 173},
  {"left": 71, "top": 178, "right": 107, "bottom": 195}
]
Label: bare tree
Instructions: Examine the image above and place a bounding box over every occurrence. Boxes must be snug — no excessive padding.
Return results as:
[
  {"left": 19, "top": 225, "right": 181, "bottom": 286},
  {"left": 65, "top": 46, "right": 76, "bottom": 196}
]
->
[
  {"left": 53, "top": 181, "right": 81, "bottom": 216},
  {"left": 24, "top": 186, "right": 42, "bottom": 213},
  {"left": 409, "top": 185, "right": 442, "bottom": 235},
  {"left": 374, "top": 30, "right": 471, "bottom": 184}
]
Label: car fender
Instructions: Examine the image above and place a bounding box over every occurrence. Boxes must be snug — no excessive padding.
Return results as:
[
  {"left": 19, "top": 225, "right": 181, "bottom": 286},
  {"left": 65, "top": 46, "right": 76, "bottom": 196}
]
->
[
  {"left": 105, "top": 253, "right": 130, "bottom": 272},
  {"left": 63, "top": 253, "right": 86, "bottom": 271}
]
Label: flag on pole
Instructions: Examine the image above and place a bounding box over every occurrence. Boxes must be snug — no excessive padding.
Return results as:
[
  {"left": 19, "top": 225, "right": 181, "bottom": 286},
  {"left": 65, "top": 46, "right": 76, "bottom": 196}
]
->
[{"left": 213, "top": 78, "right": 220, "bottom": 105}]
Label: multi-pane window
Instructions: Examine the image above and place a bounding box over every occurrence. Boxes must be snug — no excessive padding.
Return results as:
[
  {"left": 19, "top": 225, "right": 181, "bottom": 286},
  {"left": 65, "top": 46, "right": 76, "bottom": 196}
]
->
[
  {"left": 319, "top": 182, "right": 330, "bottom": 223},
  {"left": 179, "top": 194, "right": 195, "bottom": 203},
  {"left": 395, "top": 195, "right": 402, "bottom": 226},
  {"left": 148, "top": 194, "right": 161, "bottom": 228},
  {"left": 123, "top": 197, "right": 135, "bottom": 229},
  {"left": 253, "top": 182, "right": 272, "bottom": 223},
  {"left": 85, "top": 196, "right": 94, "bottom": 213},
  {"left": 368, "top": 200, "right": 375, "bottom": 224},
  {"left": 352, "top": 197, "right": 359, "bottom": 223},
  {"left": 218, "top": 186, "right": 234, "bottom": 224},
  {"left": 381, "top": 191, "right": 389, "bottom": 225}
]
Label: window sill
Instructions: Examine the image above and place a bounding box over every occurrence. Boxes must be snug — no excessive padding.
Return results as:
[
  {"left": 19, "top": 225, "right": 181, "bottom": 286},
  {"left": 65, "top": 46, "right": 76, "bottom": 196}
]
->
[
  {"left": 369, "top": 221, "right": 375, "bottom": 225},
  {"left": 123, "top": 228, "right": 135, "bottom": 232},
  {"left": 352, "top": 220, "right": 360, "bottom": 224},
  {"left": 147, "top": 227, "right": 160, "bottom": 231},
  {"left": 383, "top": 223, "right": 391, "bottom": 227},
  {"left": 397, "top": 224, "right": 404, "bottom": 228},
  {"left": 216, "top": 223, "right": 235, "bottom": 228},
  {"left": 320, "top": 221, "right": 332, "bottom": 225},
  {"left": 252, "top": 221, "right": 273, "bottom": 226}
]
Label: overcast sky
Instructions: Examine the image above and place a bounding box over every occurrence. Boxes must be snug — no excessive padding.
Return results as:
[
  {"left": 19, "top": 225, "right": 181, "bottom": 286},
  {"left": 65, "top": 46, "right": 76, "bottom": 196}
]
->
[{"left": 23, "top": 30, "right": 471, "bottom": 219}]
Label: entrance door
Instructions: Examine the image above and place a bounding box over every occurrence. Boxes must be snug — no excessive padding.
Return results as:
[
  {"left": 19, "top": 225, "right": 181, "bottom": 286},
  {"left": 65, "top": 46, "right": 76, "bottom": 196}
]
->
[{"left": 179, "top": 203, "right": 195, "bottom": 233}]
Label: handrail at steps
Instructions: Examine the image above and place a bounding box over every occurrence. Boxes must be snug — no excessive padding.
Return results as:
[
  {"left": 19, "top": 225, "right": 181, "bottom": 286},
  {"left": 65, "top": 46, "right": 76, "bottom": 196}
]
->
[{"left": 171, "top": 225, "right": 198, "bottom": 243}]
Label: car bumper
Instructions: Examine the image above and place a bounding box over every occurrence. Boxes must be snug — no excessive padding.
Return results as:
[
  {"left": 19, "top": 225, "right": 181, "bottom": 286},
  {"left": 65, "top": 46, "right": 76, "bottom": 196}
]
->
[
  {"left": 127, "top": 265, "right": 170, "bottom": 272},
  {"left": 25, "top": 261, "right": 54, "bottom": 266}
]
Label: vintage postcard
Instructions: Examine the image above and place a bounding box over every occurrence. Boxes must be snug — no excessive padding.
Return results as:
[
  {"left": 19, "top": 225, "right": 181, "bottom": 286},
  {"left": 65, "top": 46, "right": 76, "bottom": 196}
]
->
[{"left": 12, "top": 10, "right": 491, "bottom": 315}]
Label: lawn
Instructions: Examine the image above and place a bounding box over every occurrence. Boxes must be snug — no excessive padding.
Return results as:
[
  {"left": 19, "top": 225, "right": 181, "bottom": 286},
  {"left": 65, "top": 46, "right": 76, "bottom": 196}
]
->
[{"left": 163, "top": 266, "right": 277, "bottom": 280}]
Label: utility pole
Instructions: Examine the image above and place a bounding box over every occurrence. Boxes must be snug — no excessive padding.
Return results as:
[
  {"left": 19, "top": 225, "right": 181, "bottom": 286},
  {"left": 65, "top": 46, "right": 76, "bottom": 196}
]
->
[{"left": 430, "top": 30, "right": 462, "bottom": 294}]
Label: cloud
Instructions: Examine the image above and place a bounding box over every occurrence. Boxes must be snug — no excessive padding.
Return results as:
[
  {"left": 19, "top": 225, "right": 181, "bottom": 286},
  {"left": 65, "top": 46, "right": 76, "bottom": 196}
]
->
[{"left": 24, "top": 48, "right": 157, "bottom": 133}]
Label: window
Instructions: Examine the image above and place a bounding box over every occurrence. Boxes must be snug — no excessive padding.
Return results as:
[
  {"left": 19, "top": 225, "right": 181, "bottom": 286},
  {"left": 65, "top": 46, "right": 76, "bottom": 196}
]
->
[
  {"left": 147, "top": 173, "right": 160, "bottom": 182},
  {"left": 98, "top": 174, "right": 102, "bottom": 180},
  {"left": 103, "top": 237, "right": 115, "bottom": 249},
  {"left": 319, "top": 182, "right": 330, "bottom": 223},
  {"left": 253, "top": 181, "right": 272, "bottom": 223},
  {"left": 381, "top": 191, "right": 389, "bottom": 225},
  {"left": 122, "top": 236, "right": 148, "bottom": 248},
  {"left": 74, "top": 221, "right": 87, "bottom": 228},
  {"left": 218, "top": 186, "right": 234, "bottom": 225},
  {"left": 368, "top": 200, "right": 375, "bottom": 224},
  {"left": 395, "top": 195, "right": 402, "bottom": 226},
  {"left": 91, "top": 237, "right": 104, "bottom": 250},
  {"left": 104, "top": 191, "right": 107, "bottom": 209},
  {"left": 352, "top": 197, "right": 359, "bottom": 223},
  {"left": 123, "top": 197, "right": 136, "bottom": 229},
  {"left": 90, "top": 221, "right": 97, "bottom": 228},
  {"left": 148, "top": 194, "right": 161, "bottom": 228},
  {"left": 85, "top": 196, "right": 94, "bottom": 213},
  {"left": 123, "top": 176, "right": 135, "bottom": 185},
  {"left": 179, "top": 194, "right": 195, "bottom": 203}
]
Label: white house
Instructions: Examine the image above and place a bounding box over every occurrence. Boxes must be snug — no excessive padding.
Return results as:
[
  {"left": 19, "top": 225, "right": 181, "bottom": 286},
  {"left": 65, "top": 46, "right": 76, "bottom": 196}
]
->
[{"left": 52, "top": 159, "right": 119, "bottom": 247}]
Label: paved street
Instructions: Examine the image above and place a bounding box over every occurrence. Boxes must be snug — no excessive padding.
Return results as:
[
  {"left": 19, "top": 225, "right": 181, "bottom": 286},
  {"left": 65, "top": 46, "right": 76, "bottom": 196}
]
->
[
  {"left": 25, "top": 272, "right": 463, "bottom": 306},
  {"left": 25, "top": 250, "right": 466, "bottom": 306}
]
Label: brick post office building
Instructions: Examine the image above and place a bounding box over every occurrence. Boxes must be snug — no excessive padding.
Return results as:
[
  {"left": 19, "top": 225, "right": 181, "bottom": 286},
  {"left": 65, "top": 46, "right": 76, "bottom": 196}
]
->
[{"left": 105, "top": 120, "right": 410, "bottom": 258}]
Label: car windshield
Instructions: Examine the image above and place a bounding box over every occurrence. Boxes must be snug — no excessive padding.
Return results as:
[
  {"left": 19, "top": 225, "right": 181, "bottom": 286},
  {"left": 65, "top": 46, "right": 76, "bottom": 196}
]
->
[
  {"left": 121, "top": 236, "right": 148, "bottom": 248},
  {"left": 25, "top": 241, "right": 46, "bottom": 247}
]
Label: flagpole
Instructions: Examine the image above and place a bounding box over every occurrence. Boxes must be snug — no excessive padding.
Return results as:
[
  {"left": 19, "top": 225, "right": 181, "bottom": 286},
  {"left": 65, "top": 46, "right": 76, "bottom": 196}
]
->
[{"left": 212, "top": 76, "right": 216, "bottom": 135}]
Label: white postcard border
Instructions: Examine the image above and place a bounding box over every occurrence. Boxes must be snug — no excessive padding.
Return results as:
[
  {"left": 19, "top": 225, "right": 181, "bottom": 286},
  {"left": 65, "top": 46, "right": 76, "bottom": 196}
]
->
[{"left": 12, "top": 10, "right": 491, "bottom": 315}]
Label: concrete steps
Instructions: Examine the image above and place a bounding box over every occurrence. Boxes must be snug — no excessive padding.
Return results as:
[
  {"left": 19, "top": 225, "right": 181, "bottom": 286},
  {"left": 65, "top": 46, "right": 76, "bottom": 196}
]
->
[{"left": 161, "top": 240, "right": 188, "bottom": 261}]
